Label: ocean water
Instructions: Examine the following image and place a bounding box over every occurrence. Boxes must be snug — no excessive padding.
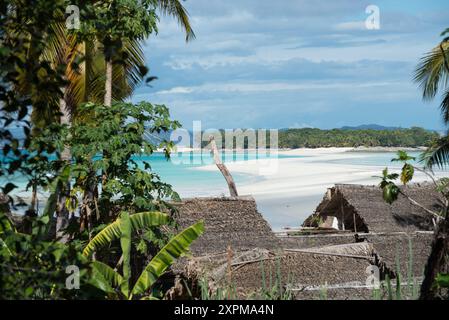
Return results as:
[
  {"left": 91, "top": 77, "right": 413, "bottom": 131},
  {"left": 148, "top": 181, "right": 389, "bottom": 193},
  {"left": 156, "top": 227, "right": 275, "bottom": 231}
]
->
[
  {"left": 4, "top": 150, "right": 444, "bottom": 230},
  {"left": 325, "top": 151, "right": 423, "bottom": 167},
  {"left": 1, "top": 151, "right": 299, "bottom": 199},
  {"left": 133, "top": 151, "right": 299, "bottom": 197}
]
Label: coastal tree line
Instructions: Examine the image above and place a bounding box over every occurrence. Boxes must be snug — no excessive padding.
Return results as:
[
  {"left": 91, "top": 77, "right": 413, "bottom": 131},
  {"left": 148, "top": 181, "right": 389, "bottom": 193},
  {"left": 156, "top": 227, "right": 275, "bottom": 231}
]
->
[
  {"left": 278, "top": 127, "right": 439, "bottom": 148},
  {"left": 197, "top": 127, "right": 439, "bottom": 149}
]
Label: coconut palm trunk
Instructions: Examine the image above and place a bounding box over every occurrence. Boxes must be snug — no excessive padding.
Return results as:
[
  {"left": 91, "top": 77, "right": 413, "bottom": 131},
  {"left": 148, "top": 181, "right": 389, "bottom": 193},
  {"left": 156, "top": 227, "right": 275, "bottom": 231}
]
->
[
  {"left": 414, "top": 29, "right": 449, "bottom": 298},
  {"left": 104, "top": 57, "right": 113, "bottom": 107},
  {"left": 56, "top": 90, "right": 71, "bottom": 243}
]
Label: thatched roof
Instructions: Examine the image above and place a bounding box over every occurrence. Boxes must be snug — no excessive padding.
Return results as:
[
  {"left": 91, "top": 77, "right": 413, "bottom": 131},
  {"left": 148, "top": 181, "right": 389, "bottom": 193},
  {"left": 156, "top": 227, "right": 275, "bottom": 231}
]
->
[
  {"left": 358, "top": 231, "right": 434, "bottom": 279},
  {"left": 303, "top": 183, "right": 441, "bottom": 233},
  {"left": 182, "top": 248, "right": 376, "bottom": 300},
  {"left": 166, "top": 193, "right": 436, "bottom": 300},
  {"left": 173, "top": 196, "right": 282, "bottom": 255},
  {"left": 278, "top": 233, "right": 357, "bottom": 249}
]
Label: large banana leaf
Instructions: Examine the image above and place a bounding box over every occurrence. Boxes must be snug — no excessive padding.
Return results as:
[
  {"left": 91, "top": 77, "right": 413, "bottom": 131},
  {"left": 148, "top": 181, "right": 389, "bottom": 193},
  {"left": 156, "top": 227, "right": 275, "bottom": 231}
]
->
[
  {"left": 82, "top": 211, "right": 170, "bottom": 257},
  {"left": 119, "top": 211, "right": 132, "bottom": 297},
  {"left": 0, "top": 212, "right": 15, "bottom": 235},
  {"left": 90, "top": 260, "right": 124, "bottom": 296},
  {"left": 131, "top": 220, "right": 204, "bottom": 297}
]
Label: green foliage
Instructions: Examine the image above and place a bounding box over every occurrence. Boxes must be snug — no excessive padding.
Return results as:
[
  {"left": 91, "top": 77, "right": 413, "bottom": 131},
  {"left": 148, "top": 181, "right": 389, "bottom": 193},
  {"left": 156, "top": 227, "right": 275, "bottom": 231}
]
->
[
  {"left": 278, "top": 127, "right": 438, "bottom": 149},
  {"left": 377, "top": 168, "right": 400, "bottom": 204},
  {"left": 392, "top": 150, "right": 416, "bottom": 162},
  {"left": 400, "top": 164, "right": 414, "bottom": 185},
  {"left": 132, "top": 220, "right": 204, "bottom": 297},
  {"left": 414, "top": 28, "right": 449, "bottom": 169},
  {"left": 1, "top": 0, "right": 71, "bottom": 192},
  {"left": 0, "top": 212, "right": 102, "bottom": 299},
  {"left": 0, "top": 0, "right": 199, "bottom": 301},
  {"left": 435, "top": 273, "right": 449, "bottom": 288},
  {"left": 421, "top": 135, "right": 449, "bottom": 169},
  {"left": 70, "top": 102, "right": 180, "bottom": 220},
  {"left": 377, "top": 151, "right": 419, "bottom": 203},
  {"left": 82, "top": 211, "right": 170, "bottom": 257},
  {"left": 85, "top": 213, "right": 204, "bottom": 299}
]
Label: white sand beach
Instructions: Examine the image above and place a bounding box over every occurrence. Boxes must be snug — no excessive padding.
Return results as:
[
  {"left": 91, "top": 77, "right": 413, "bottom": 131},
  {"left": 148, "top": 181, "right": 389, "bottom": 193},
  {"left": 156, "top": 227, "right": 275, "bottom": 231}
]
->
[{"left": 195, "top": 148, "right": 449, "bottom": 231}]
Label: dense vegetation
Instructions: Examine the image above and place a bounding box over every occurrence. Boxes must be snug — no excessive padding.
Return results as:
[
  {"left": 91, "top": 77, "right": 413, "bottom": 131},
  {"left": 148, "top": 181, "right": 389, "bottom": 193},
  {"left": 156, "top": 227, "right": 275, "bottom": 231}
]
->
[
  {"left": 278, "top": 127, "right": 439, "bottom": 148},
  {"left": 0, "top": 0, "right": 202, "bottom": 300}
]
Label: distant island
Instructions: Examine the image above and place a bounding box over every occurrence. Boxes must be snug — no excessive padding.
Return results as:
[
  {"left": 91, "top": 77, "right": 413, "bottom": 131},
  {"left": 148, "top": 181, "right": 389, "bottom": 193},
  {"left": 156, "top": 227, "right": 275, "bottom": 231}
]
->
[
  {"left": 339, "top": 124, "right": 404, "bottom": 131},
  {"left": 183, "top": 126, "right": 439, "bottom": 150},
  {"left": 279, "top": 126, "right": 438, "bottom": 148}
]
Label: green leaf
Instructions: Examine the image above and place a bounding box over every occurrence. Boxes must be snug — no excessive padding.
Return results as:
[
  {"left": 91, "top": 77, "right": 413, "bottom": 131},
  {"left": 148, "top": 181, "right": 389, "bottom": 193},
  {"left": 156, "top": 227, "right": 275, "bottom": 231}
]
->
[
  {"left": 383, "top": 183, "right": 399, "bottom": 204},
  {"left": 400, "top": 163, "right": 414, "bottom": 185},
  {"left": 131, "top": 220, "right": 204, "bottom": 297},
  {"left": 82, "top": 211, "right": 170, "bottom": 257},
  {"left": 119, "top": 212, "right": 131, "bottom": 298},
  {"left": 436, "top": 273, "right": 449, "bottom": 288},
  {"left": 392, "top": 150, "right": 416, "bottom": 163},
  {"left": 42, "top": 192, "right": 57, "bottom": 219},
  {"left": 90, "top": 261, "right": 124, "bottom": 295},
  {"left": 0, "top": 211, "right": 15, "bottom": 234}
]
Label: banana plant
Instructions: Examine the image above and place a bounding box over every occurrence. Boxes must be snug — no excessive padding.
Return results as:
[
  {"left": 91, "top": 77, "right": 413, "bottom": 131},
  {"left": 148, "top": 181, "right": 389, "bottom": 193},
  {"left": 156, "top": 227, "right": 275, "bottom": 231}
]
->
[{"left": 83, "top": 211, "right": 204, "bottom": 299}]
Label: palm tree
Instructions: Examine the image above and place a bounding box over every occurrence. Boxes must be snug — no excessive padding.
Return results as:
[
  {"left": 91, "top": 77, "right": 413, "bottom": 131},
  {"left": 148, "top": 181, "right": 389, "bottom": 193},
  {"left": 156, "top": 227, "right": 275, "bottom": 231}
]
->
[
  {"left": 413, "top": 28, "right": 449, "bottom": 299},
  {"left": 414, "top": 28, "right": 449, "bottom": 168},
  {"left": 23, "top": 1, "right": 195, "bottom": 240},
  {"left": 102, "top": 0, "right": 195, "bottom": 107}
]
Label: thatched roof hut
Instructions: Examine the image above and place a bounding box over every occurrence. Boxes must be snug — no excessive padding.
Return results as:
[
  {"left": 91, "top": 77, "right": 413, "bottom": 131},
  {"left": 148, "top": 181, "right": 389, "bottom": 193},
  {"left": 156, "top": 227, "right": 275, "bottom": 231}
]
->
[
  {"left": 303, "top": 183, "right": 441, "bottom": 233},
  {"left": 173, "top": 196, "right": 282, "bottom": 255},
  {"left": 166, "top": 190, "right": 437, "bottom": 300}
]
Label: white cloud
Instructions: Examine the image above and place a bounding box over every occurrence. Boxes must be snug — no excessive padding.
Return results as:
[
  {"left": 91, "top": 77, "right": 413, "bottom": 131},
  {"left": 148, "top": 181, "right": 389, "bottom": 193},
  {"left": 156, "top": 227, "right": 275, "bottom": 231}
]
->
[
  {"left": 334, "top": 21, "right": 367, "bottom": 31},
  {"left": 155, "top": 80, "right": 400, "bottom": 95}
]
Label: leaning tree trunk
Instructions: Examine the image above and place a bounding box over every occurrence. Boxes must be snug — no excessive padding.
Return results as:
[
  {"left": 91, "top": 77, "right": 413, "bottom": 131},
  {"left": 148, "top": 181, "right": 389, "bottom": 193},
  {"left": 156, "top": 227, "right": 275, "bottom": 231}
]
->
[
  {"left": 55, "top": 91, "right": 71, "bottom": 243},
  {"left": 420, "top": 213, "right": 449, "bottom": 299},
  {"left": 209, "top": 136, "right": 238, "bottom": 197}
]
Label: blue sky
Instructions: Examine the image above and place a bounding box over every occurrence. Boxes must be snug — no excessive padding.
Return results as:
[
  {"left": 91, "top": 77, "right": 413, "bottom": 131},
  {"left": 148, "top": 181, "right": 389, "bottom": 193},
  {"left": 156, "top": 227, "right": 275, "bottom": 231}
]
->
[{"left": 132, "top": 0, "right": 449, "bottom": 130}]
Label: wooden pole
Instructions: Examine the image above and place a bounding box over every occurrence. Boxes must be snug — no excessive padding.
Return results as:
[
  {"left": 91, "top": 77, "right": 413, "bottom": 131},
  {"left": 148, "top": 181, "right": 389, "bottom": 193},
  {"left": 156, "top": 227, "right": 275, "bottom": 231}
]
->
[{"left": 209, "top": 136, "right": 239, "bottom": 197}]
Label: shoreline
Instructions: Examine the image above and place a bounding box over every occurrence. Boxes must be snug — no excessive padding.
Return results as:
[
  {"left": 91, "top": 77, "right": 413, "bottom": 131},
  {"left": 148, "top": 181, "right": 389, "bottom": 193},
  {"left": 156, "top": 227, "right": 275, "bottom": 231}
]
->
[
  {"left": 194, "top": 147, "right": 446, "bottom": 231},
  {"left": 171, "top": 146, "right": 428, "bottom": 154},
  {"left": 5, "top": 147, "right": 442, "bottom": 231}
]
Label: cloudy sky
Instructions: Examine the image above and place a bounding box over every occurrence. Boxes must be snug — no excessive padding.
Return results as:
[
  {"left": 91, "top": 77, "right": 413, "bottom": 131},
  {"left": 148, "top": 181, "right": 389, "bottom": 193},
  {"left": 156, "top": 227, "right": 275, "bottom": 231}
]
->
[{"left": 132, "top": 0, "right": 448, "bottom": 130}]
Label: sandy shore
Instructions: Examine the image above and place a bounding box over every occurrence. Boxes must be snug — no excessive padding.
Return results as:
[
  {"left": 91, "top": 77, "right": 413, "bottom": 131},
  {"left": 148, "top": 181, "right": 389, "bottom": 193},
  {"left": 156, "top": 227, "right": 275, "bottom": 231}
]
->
[{"left": 196, "top": 147, "right": 449, "bottom": 231}]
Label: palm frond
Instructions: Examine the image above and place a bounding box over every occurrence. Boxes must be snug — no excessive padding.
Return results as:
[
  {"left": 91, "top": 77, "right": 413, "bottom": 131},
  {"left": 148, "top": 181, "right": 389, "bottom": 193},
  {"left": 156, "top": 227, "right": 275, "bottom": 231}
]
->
[
  {"left": 413, "top": 41, "right": 449, "bottom": 100},
  {"left": 156, "top": 0, "right": 196, "bottom": 41},
  {"left": 440, "top": 87, "right": 449, "bottom": 124},
  {"left": 420, "top": 135, "right": 449, "bottom": 169}
]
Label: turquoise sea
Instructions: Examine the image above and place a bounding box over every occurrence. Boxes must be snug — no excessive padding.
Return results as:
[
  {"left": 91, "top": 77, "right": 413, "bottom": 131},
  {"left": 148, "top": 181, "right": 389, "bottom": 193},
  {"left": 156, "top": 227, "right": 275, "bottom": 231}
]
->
[
  {"left": 3, "top": 150, "right": 445, "bottom": 230},
  {"left": 1, "top": 151, "right": 299, "bottom": 199},
  {"left": 133, "top": 151, "right": 300, "bottom": 197}
]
